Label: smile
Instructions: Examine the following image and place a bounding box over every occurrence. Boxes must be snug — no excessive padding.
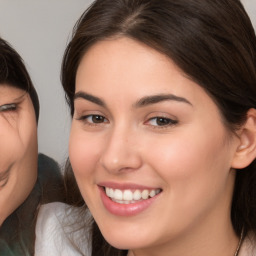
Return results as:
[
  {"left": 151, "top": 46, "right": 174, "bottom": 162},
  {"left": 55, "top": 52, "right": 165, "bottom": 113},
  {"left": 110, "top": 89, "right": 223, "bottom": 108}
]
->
[
  {"left": 100, "top": 185, "right": 162, "bottom": 216},
  {"left": 105, "top": 187, "right": 161, "bottom": 204}
]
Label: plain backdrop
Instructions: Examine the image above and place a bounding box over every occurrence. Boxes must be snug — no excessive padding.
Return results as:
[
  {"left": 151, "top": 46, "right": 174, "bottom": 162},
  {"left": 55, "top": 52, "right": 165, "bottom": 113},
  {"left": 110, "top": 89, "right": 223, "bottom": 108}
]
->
[
  {"left": 0, "top": 0, "right": 255, "bottom": 165},
  {"left": 0, "top": 0, "right": 94, "bottom": 165}
]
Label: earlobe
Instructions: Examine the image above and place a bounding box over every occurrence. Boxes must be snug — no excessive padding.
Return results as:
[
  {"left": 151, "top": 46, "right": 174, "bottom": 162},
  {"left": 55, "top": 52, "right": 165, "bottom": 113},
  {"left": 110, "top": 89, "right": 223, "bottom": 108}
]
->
[{"left": 231, "top": 108, "right": 256, "bottom": 169}]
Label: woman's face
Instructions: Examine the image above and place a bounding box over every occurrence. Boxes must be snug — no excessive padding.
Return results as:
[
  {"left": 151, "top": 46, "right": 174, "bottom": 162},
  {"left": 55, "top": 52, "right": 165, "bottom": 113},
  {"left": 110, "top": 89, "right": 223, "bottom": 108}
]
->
[
  {"left": 69, "top": 37, "right": 240, "bottom": 252},
  {"left": 0, "top": 85, "right": 37, "bottom": 225}
]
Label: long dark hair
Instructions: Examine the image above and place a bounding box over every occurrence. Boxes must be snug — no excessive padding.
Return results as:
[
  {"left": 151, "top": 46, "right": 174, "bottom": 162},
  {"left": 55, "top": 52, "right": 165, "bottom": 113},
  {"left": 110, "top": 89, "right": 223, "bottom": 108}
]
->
[
  {"left": 61, "top": 0, "right": 256, "bottom": 255},
  {"left": 0, "top": 38, "right": 64, "bottom": 255},
  {"left": 0, "top": 38, "right": 39, "bottom": 122}
]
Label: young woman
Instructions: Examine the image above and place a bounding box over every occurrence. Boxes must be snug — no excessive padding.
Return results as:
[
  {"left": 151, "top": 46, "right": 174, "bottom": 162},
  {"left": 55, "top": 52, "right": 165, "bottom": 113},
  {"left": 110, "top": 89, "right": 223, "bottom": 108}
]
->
[
  {"left": 0, "top": 37, "right": 64, "bottom": 255},
  {"left": 35, "top": 0, "right": 256, "bottom": 255}
]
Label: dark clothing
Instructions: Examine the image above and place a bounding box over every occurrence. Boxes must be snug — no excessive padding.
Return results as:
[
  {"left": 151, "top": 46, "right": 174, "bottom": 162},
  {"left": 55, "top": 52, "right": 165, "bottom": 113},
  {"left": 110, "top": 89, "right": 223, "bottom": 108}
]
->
[{"left": 0, "top": 154, "right": 64, "bottom": 256}]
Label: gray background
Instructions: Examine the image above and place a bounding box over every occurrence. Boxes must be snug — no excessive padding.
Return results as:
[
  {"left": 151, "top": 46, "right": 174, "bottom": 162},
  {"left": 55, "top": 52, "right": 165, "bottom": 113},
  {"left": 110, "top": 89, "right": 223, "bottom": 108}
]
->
[{"left": 0, "top": 0, "right": 255, "bottom": 165}]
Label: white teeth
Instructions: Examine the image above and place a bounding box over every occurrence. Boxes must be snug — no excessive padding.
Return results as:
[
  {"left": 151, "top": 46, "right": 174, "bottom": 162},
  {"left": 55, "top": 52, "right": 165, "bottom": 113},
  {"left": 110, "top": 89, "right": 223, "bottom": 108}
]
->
[
  {"left": 133, "top": 190, "right": 142, "bottom": 200},
  {"left": 149, "top": 190, "right": 156, "bottom": 197},
  {"left": 114, "top": 189, "right": 123, "bottom": 200},
  {"left": 123, "top": 190, "right": 133, "bottom": 201},
  {"left": 141, "top": 190, "right": 149, "bottom": 199},
  {"left": 105, "top": 187, "right": 161, "bottom": 203}
]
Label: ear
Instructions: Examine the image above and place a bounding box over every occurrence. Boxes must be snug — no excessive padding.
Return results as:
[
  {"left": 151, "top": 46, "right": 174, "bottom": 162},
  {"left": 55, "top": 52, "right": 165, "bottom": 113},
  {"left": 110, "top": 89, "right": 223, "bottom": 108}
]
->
[{"left": 231, "top": 108, "right": 256, "bottom": 169}]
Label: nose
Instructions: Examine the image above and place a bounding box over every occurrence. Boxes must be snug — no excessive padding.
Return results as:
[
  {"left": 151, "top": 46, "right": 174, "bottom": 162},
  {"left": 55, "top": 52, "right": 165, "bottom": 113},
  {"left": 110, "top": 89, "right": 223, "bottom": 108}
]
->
[{"left": 100, "top": 126, "right": 142, "bottom": 174}]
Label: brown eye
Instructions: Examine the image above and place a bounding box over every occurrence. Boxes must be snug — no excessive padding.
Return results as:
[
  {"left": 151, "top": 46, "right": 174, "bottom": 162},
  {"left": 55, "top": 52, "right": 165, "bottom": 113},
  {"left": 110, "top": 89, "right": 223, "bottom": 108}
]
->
[
  {"left": 156, "top": 117, "right": 172, "bottom": 126},
  {"left": 77, "top": 114, "right": 108, "bottom": 124},
  {"left": 147, "top": 117, "right": 178, "bottom": 127},
  {"left": 91, "top": 115, "right": 106, "bottom": 123}
]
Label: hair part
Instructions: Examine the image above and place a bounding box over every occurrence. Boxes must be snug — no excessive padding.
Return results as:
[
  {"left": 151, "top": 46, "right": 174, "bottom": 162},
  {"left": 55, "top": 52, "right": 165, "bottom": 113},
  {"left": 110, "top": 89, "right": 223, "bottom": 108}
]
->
[{"left": 61, "top": 0, "right": 256, "bottom": 255}]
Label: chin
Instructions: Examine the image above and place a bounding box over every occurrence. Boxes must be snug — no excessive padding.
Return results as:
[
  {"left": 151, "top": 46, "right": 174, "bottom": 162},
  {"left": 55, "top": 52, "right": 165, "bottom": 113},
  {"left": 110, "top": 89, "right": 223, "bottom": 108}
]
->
[{"left": 100, "top": 227, "right": 152, "bottom": 250}]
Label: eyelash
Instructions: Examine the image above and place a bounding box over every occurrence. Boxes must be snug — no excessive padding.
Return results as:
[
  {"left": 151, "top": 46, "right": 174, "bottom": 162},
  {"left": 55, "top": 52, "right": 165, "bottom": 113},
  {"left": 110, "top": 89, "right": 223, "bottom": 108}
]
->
[
  {"left": 0, "top": 172, "right": 10, "bottom": 188},
  {"left": 76, "top": 114, "right": 108, "bottom": 126},
  {"left": 0, "top": 103, "right": 17, "bottom": 112},
  {"left": 76, "top": 114, "right": 178, "bottom": 129},
  {"left": 146, "top": 117, "right": 178, "bottom": 128}
]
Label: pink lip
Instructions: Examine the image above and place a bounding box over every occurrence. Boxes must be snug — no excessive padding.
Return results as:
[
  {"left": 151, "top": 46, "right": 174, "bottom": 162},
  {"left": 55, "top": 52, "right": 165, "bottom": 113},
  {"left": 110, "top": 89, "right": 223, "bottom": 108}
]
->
[{"left": 98, "top": 185, "right": 161, "bottom": 217}]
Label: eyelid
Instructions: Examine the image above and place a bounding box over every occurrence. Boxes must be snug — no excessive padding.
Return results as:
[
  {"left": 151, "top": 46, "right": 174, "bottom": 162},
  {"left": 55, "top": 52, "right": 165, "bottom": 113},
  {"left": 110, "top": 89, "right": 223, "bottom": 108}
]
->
[
  {"left": 76, "top": 114, "right": 109, "bottom": 127},
  {"left": 77, "top": 114, "right": 107, "bottom": 121},
  {"left": 0, "top": 170, "right": 10, "bottom": 188},
  {"left": 144, "top": 111, "right": 179, "bottom": 129},
  {"left": 0, "top": 103, "right": 17, "bottom": 112},
  {"left": 0, "top": 177, "right": 9, "bottom": 188},
  {"left": 146, "top": 116, "right": 178, "bottom": 125}
]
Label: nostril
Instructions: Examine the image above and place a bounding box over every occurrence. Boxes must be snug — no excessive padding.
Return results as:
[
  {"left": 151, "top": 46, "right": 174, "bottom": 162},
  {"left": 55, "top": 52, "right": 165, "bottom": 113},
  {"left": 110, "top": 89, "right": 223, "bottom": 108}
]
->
[{"left": 99, "top": 151, "right": 142, "bottom": 174}]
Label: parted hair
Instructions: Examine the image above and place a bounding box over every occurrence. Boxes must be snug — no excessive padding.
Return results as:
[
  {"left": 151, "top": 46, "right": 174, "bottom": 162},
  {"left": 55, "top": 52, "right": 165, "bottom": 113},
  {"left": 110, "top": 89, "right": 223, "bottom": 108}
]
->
[{"left": 61, "top": 0, "right": 256, "bottom": 255}]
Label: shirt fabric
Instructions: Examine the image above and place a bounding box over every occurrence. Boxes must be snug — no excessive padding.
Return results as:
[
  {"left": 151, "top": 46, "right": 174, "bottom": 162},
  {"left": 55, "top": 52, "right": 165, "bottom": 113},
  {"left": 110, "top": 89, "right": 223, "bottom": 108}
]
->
[
  {"left": 0, "top": 154, "right": 64, "bottom": 256},
  {"left": 35, "top": 202, "right": 256, "bottom": 256},
  {"left": 35, "top": 202, "right": 91, "bottom": 256}
]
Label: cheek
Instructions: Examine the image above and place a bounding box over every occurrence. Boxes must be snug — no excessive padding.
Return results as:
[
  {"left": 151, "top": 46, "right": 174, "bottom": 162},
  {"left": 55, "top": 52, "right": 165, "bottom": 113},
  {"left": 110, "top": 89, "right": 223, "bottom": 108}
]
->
[
  {"left": 69, "top": 126, "right": 102, "bottom": 181},
  {"left": 0, "top": 120, "right": 37, "bottom": 224},
  {"left": 0, "top": 124, "right": 23, "bottom": 165},
  {"left": 148, "top": 126, "right": 231, "bottom": 199},
  {"left": 0, "top": 109, "right": 37, "bottom": 163}
]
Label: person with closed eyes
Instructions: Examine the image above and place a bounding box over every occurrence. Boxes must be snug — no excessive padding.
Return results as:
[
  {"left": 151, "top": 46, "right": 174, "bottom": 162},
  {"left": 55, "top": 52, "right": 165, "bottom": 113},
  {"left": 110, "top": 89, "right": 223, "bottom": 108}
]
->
[{"left": 0, "top": 37, "right": 64, "bottom": 256}]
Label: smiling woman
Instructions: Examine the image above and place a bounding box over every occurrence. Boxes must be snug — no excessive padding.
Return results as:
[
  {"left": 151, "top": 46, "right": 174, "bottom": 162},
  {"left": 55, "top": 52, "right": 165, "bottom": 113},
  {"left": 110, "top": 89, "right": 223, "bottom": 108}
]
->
[
  {"left": 35, "top": 0, "right": 256, "bottom": 256},
  {"left": 0, "top": 38, "right": 64, "bottom": 256}
]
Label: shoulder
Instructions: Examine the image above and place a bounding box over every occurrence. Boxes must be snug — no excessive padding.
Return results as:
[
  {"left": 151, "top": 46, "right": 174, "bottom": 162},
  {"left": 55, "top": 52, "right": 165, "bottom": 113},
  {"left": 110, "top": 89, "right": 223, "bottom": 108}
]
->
[
  {"left": 37, "top": 153, "right": 61, "bottom": 183},
  {"left": 36, "top": 202, "right": 67, "bottom": 229},
  {"left": 239, "top": 232, "right": 256, "bottom": 256},
  {"left": 37, "top": 153, "right": 65, "bottom": 203},
  {"left": 35, "top": 202, "right": 71, "bottom": 256},
  {"left": 35, "top": 202, "right": 91, "bottom": 256}
]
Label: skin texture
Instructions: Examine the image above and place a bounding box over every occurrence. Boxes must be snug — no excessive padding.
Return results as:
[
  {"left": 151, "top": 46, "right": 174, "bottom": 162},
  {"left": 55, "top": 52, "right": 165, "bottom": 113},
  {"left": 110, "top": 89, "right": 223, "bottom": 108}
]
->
[
  {"left": 69, "top": 37, "right": 242, "bottom": 256},
  {"left": 0, "top": 85, "right": 38, "bottom": 226}
]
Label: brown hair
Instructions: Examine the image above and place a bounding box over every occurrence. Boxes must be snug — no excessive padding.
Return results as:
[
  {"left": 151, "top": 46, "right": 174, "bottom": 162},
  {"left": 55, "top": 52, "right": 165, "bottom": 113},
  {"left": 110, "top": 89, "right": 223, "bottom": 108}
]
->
[
  {"left": 0, "top": 38, "right": 64, "bottom": 255},
  {"left": 61, "top": 0, "right": 256, "bottom": 255},
  {"left": 0, "top": 38, "right": 39, "bottom": 122}
]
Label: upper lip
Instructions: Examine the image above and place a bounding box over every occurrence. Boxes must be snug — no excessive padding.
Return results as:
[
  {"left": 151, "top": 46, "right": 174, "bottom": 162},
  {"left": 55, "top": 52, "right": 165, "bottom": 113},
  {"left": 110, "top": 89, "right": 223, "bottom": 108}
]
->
[{"left": 98, "top": 181, "right": 161, "bottom": 190}]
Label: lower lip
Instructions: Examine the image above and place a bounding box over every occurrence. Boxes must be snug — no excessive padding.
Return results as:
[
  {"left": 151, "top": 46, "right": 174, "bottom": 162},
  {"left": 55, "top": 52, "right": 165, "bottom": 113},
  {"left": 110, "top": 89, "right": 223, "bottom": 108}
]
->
[{"left": 99, "top": 187, "right": 161, "bottom": 216}]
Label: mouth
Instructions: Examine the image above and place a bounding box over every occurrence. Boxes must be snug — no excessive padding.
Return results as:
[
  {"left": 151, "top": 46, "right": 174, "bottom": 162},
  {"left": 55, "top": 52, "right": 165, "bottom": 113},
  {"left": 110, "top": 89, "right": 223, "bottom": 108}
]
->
[
  {"left": 99, "top": 185, "right": 162, "bottom": 216},
  {"left": 104, "top": 186, "right": 162, "bottom": 204}
]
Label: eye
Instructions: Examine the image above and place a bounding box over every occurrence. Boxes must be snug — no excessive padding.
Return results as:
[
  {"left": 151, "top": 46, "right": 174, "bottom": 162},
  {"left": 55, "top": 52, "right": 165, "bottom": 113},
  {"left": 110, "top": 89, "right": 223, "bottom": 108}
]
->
[
  {"left": 146, "top": 117, "right": 178, "bottom": 127},
  {"left": 0, "top": 170, "right": 10, "bottom": 189},
  {"left": 78, "top": 114, "right": 108, "bottom": 124},
  {"left": 0, "top": 103, "right": 16, "bottom": 112}
]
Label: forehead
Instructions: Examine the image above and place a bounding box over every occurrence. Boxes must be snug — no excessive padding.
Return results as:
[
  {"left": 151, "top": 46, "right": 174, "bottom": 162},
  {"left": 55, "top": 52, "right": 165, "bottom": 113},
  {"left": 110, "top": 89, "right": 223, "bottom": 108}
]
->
[
  {"left": 0, "top": 83, "right": 26, "bottom": 97},
  {"left": 76, "top": 38, "right": 203, "bottom": 101}
]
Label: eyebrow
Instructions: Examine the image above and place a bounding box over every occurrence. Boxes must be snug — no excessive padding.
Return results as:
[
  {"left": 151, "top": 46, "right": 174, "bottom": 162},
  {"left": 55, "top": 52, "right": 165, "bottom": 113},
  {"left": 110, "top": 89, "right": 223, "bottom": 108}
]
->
[
  {"left": 74, "top": 91, "right": 192, "bottom": 108},
  {"left": 134, "top": 94, "right": 192, "bottom": 107},
  {"left": 74, "top": 91, "right": 106, "bottom": 107}
]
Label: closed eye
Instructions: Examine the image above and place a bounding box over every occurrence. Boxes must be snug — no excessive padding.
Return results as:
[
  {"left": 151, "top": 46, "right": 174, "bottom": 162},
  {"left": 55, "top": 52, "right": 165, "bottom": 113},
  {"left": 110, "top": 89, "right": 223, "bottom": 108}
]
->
[{"left": 0, "top": 103, "right": 17, "bottom": 112}]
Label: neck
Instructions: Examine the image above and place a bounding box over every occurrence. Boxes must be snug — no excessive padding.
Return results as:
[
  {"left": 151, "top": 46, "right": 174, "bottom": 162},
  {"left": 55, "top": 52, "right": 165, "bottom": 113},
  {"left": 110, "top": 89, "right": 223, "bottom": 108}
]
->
[{"left": 128, "top": 216, "right": 239, "bottom": 256}]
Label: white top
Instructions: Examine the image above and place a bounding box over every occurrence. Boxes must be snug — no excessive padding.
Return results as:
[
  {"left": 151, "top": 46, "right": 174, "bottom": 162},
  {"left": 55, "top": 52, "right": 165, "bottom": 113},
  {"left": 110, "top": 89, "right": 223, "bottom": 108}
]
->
[
  {"left": 35, "top": 202, "right": 256, "bottom": 256},
  {"left": 239, "top": 232, "right": 256, "bottom": 256},
  {"left": 35, "top": 202, "right": 91, "bottom": 256}
]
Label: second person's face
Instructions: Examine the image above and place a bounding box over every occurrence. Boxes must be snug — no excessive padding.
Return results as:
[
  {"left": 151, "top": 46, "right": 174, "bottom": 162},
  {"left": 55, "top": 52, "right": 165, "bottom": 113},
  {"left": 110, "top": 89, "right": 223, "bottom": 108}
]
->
[
  {"left": 69, "top": 37, "right": 239, "bottom": 253},
  {"left": 0, "top": 85, "right": 38, "bottom": 225}
]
